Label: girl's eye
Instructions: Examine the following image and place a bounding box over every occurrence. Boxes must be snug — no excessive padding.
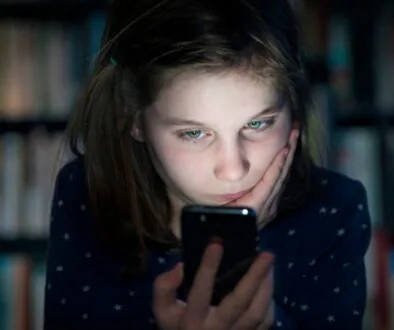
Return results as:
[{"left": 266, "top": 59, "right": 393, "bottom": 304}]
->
[
  {"left": 179, "top": 129, "right": 206, "bottom": 141},
  {"left": 247, "top": 120, "right": 264, "bottom": 129},
  {"left": 245, "top": 118, "right": 275, "bottom": 131}
]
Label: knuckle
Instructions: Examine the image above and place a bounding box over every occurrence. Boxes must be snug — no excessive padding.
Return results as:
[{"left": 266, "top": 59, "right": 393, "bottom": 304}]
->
[
  {"left": 179, "top": 316, "right": 200, "bottom": 330},
  {"left": 248, "top": 314, "right": 264, "bottom": 327},
  {"left": 225, "top": 303, "right": 246, "bottom": 320},
  {"left": 153, "top": 275, "right": 164, "bottom": 289},
  {"left": 152, "top": 304, "right": 166, "bottom": 324},
  {"left": 262, "top": 318, "right": 273, "bottom": 328},
  {"left": 153, "top": 273, "right": 169, "bottom": 292},
  {"left": 237, "top": 315, "right": 263, "bottom": 330}
]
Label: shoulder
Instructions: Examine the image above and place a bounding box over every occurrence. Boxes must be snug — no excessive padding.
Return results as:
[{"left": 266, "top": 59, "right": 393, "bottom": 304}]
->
[
  {"left": 295, "top": 165, "right": 372, "bottom": 250},
  {"left": 53, "top": 156, "right": 88, "bottom": 205},
  {"left": 48, "top": 155, "right": 108, "bottom": 259},
  {"left": 276, "top": 165, "right": 372, "bottom": 262},
  {"left": 51, "top": 155, "right": 92, "bottom": 228},
  {"left": 55, "top": 155, "right": 86, "bottom": 191},
  {"left": 309, "top": 165, "right": 368, "bottom": 213},
  {"left": 282, "top": 164, "right": 372, "bottom": 241}
]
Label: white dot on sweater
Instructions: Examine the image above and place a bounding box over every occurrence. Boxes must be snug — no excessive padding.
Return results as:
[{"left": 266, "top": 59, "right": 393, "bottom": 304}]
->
[
  {"left": 288, "top": 229, "right": 296, "bottom": 236},
  {"left": 82, "top": 286, "right": 91, "bottom": 292}
]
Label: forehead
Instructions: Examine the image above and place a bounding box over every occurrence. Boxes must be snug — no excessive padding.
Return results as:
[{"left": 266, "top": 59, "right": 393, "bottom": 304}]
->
[{"left": 151, "top": 70, "right": 282, "bottom": 120}]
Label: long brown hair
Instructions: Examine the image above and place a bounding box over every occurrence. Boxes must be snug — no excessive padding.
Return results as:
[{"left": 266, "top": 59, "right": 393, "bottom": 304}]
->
[{"left": 66, "top": 0, "right": 314, "bottom": 278}]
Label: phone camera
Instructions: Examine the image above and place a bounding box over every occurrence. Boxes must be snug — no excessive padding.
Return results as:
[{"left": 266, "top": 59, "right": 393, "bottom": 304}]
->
[{"left": 200, "top": 214, "right": 206, "bottom": 222}]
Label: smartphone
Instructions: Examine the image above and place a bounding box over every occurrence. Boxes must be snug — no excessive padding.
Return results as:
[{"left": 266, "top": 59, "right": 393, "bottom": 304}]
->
[{"left": 180, "top": 204, "right": 259, "bottom": 306}]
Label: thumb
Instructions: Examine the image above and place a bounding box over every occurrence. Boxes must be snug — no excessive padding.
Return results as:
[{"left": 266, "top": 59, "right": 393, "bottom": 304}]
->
[{"left": 153, "top": 263, "right": 184, "bottom": 316}]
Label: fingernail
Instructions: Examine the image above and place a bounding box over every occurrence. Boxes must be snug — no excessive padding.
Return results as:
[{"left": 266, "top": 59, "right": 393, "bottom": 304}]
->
[
  {"left": 256, "top": 252, "right": 274, "bottom": 270},
  {"left": 210, "top": 236, "right": 223, "bottom": 245},
  {"left": 174, "top": 263, "right": 184, "bottom": 278},
  {"left": 260, "top": 252, "right": 275, "bottom": 263}
]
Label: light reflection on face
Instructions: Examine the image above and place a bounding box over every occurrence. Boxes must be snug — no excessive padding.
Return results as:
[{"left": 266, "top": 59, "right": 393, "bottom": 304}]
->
[{"left": 144, "top": 70, "right": 292, "bottom": 215}]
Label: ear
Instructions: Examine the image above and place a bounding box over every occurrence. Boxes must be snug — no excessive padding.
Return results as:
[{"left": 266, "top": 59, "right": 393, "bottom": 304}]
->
[
  {"left": 131, "top": 114, "right": 145, "bottom": 142},
  {"left": 292, "top": 120, "right": 300, "bottom": 130}
]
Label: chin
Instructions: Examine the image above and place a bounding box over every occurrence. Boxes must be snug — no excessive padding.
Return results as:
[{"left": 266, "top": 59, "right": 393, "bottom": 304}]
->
[
  {"left": 184, "top": 197, "right": 222, "bottom": 206},
  {"left": 197, "top": 198, "right": 231, "bottom": 207}
]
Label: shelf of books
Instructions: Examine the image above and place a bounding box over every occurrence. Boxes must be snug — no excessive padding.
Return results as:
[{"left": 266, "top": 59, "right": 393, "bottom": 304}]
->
[
  {"left": 0, "top": 2, "right": 107, "bottom": 329},
  {"left": 0, "top": 0, "right": 393, "bottom": 329},
  {"left": 305, "top": 0, "right": 394, "bottom": 329},
  {"left": 0, "top": 1, "right": 108, "bottom": 21}
]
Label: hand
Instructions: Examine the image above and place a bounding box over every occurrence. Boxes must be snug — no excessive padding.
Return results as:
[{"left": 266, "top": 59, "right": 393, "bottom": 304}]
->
[
  {"left": 230, "top": 127, "right": 300, "bottom": 228},
  {"left": 153, "top": 243, "right": 274, "bottom": 330}
]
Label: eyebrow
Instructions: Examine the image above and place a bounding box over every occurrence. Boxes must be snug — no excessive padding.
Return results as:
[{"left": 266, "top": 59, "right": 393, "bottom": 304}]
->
[{"left": 163, "top": 102, "right": 284, "bottom": 127}]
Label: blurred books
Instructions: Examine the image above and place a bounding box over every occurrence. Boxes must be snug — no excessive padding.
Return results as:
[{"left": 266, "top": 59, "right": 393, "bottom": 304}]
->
[
  {"left": 0, "top": 1, "right": 392, "bottom": 330},
  {"left": 0, "top": 255, "right": 46, "bottom": 330},
  {"left": 0, "top": 131, "right": 63, "bottom": 239},
  {"left": 0, "top": 4, "right": 106, "bottom": 330}
]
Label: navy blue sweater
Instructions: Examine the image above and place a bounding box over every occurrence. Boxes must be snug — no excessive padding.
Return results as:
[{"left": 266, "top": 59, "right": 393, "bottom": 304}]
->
[{"left": 44, "top": 157, "right": 371, "bottom": 329}]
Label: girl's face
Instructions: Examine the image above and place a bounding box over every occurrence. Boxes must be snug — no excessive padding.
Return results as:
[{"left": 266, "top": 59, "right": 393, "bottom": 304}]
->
[{"left": 143, "top": 70, "right": 292, "bottom": 212}]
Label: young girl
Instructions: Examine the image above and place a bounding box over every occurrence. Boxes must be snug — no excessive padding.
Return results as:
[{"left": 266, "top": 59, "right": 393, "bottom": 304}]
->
[{"left": 44, "top": 0, "right": 371, "bottom": 329}]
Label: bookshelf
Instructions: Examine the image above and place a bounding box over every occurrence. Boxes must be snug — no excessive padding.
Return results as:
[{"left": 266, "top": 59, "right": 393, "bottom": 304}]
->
[
  {"left": 0, "top": 119, "right": 67, "bottom": 135},
  {"left": 0, "top": 0, "right": 392, "bottom": 253},
  {"left": 1, "top": 111, "right": 394, "bottom": 136},
  {"left": 0, "top": 1, "right": 393, "bottom": 330},
  {"left": 0, "top": 1, "right": 108, "bottom": 21},
  {"left": 0, "top": 3, "right": 106, "bottom": 328},
  {"left": 0, "top": 238, "right": 47, "bottom": 256},
  {"left": 336, "top": 114, "right": 394, "bottom": 128}
]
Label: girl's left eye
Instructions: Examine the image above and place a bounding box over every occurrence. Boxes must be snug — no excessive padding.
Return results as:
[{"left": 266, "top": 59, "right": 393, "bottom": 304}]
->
[{"left": 245, "top": 118, "right": 275, "bottom": 130}]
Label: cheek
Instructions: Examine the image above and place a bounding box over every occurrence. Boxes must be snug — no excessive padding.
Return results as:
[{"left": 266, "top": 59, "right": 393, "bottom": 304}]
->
[
  {"left": 249, "top": 124, "right": 291, "bottom": 173},
  {"left": 270, "top": 113, "right": 292, "bottom": 150},
  {"left": 149, "top": 134, "right": 205, "bottom": 179}
]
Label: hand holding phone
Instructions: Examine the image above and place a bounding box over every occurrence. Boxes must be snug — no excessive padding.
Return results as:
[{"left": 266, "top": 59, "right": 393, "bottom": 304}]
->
[
  {"left": 180, "top": 205, "right": 260, "bottom": 305},
  {"left": 153, "top": 237, "right": 275, "bottom": 330}
]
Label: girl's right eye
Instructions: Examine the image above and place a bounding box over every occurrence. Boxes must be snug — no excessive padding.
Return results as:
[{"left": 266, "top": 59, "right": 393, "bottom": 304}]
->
[{"left": 178, "top": 129, "right": 209, "bottom": 142}]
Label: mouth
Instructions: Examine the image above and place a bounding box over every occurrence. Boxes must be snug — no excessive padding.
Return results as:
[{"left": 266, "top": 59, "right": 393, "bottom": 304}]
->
[{"left": 217, "top": 188, "right": 252, "bottom": 202}]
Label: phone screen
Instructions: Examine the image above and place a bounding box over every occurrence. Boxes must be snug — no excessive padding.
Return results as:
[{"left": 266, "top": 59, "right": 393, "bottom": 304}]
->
[{"left": 180, "top": 205, "right": 259, "bottom": 306}]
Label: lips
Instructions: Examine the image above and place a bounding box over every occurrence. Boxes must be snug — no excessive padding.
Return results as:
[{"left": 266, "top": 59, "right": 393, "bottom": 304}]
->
[{"left": 218, "top": 188, "right": 251, "bottom": 202}]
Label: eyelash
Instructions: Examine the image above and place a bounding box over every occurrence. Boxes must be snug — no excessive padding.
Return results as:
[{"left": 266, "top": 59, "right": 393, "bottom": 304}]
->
[{"left": 178, "top": 117, "right": 277, "bottom": 142}]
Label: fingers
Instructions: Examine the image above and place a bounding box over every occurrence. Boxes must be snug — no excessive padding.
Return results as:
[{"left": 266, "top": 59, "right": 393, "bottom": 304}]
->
[
  {"left": 232, "top": 269, "right": 274, "bottom": 330},
  {"left": 230, "top": 147, "right": 288, "bottom": 209},
  {"left": 185, "top": 243, "right": 223, "bottom": 321},
  {"left": 274, "top": 127, "right": 300, "bottom": 193},
  {"left": 262, "top": 128, "right": 300, "bottom": 215},
  {"left": 262, "top": 127, "right": 300, "bottom": 204},
  {"left": 153, "top": 262, "right": 184, "bottom": 321},
  {"left": 231, "top": 127, "right": 299, "bottom": 227},
  {"left": 215, "top": 252, "right": 274, "bottom": 327}
]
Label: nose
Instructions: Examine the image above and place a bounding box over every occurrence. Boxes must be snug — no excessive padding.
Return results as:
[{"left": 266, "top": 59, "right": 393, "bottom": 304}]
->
[{"left": 214, "top": 141, "right": 250, "bottom": 182}]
